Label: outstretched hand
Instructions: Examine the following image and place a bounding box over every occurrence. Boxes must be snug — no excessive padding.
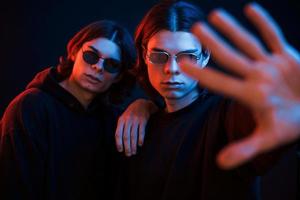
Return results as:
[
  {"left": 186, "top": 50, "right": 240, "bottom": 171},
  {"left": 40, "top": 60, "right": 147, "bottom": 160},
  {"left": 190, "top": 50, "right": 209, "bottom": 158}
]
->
[{"left": 180, "top": 2, "right": 300, "bottom": 169}]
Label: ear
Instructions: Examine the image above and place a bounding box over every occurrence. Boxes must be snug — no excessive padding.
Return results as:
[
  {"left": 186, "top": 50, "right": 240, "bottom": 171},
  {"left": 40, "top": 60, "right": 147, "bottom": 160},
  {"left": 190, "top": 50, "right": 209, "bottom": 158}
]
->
[
  {"left": 70, "top": 54, "right": 75, "bottom": 61},
  {"left": 200, "top": 49, "right": 210, "bottom": 68},
  {"left": 69, "top": 51, "right": 77, "bottom": 62},
  {"left": 143, "top": 50, "right": 149, "bottom": 65},
  {"left": 70, "top": 46, "right": 82, "bottom": 62}
]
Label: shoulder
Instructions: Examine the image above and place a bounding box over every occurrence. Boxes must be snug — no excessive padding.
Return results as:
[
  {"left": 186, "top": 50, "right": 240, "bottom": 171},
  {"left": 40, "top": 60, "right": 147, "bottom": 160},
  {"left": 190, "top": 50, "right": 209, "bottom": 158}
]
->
[
  {"left": 194, "top": 93, "right": 228, "bottom": 116},
  {"left": 1, "top": 88, "right": 50, "bottom": 131},
  {"left": 4, "top": 88, "right": 49, "bottom": 114},
  {"left": 202, "top": 93, "right": 252, "bottom": 119},
  {"left": 0, "top": 89, "right": 51, "bottom": 155}
]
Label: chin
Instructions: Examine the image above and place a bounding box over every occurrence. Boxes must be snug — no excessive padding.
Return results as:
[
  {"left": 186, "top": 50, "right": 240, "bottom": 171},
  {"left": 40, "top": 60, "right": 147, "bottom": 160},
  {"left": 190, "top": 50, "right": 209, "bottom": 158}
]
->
[
  {"left": 83, "top": 84, "right": 108, "bottom": 94},
  {"left": 91, "top": 87, "right": 108, "bottom": 94},
  {"left": 163, "top": 92, "right": 184, "bottom": 100}
]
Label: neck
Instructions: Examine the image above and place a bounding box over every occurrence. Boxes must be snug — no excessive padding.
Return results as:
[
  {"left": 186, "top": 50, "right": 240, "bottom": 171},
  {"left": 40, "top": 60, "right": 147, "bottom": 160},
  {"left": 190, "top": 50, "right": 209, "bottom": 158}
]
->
[
  {"left": 60, "top": 78, "right": 95, "bottom": 110},
  {"left": 165, "top": 89, "right": 199, "bottom": 113}
]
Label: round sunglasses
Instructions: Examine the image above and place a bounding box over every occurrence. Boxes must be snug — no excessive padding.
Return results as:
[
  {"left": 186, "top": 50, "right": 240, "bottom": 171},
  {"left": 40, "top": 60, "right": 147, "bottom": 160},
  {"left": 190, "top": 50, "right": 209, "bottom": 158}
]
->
[{"left": 82, "top": 49, "right": 122, "bottom": 74}]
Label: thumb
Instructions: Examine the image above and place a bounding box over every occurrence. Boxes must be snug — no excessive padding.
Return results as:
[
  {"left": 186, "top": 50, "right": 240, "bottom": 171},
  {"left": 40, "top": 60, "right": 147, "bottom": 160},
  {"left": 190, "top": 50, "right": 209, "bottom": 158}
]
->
[{"left": 216, "top": 133, "right": 265, "bottom": 169}]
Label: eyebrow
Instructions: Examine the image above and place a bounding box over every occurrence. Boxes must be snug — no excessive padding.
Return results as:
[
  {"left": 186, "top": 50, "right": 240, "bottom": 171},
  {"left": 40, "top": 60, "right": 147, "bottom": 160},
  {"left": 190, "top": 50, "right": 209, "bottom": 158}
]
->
[
  {"left": 150, "top": 47, "right": 199, "bottom": 54},
  {"left": 88, "top": 46, "right": 101, "bottom": 55},
  {"left": 87, "top": 45, "right": 121, "bottom": 61}
]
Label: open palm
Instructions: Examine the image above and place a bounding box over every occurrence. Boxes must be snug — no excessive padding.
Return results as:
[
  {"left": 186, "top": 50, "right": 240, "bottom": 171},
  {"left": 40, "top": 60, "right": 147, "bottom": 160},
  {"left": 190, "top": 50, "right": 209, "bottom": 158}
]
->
[{"left": 180, "top": 2, "right": 300, "bottom": 169}]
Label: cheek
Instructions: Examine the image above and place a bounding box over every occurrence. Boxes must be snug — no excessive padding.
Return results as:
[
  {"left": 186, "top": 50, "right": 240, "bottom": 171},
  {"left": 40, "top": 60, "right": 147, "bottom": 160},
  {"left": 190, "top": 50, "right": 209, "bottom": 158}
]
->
[
  {"left": 147, "top": 67, "right": 161, "bottom": 86},
  {"left": 184, "top": 77, "right": 198, "bottom": 89},
  {"left": 71, "top": 64, "right": 81, "bottom": 78},
  {"left": 73, "top": 59, "right": 88, "bottom": 74}
]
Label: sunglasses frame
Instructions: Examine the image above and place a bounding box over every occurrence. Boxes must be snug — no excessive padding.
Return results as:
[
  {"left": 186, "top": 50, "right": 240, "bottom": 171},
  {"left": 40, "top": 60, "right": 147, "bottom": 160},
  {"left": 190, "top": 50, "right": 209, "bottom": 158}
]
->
[
  {"left": 146, "top": 51, "right": 201, "bottom": 65},
  {"left": 81, "top": 48, "right": 122, "bottom": 74}
]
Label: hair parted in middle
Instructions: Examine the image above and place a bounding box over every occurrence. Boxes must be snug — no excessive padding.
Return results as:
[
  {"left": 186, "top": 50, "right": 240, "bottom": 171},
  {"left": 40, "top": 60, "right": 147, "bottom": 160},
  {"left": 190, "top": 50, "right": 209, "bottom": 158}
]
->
[
  {"left": 57, "top": 20, "right": 137, "bottom": 104},
  {"left": 134, "top": 1, "right": 208, "bottom": 102}
]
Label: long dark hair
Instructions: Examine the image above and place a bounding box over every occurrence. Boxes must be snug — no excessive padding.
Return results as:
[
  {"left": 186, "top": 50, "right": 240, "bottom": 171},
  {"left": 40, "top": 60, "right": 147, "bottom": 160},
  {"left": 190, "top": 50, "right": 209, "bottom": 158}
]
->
[
  {"left": 58, "top": 20, "right": 136, "bottom": 104},
  {"left": 135, "top": 1, "right": 207, "bottom": 103}
]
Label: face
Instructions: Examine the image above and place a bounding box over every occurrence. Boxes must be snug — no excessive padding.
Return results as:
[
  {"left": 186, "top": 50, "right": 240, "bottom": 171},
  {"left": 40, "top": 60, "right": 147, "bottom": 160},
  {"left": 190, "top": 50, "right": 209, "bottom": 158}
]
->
[
  {"left": 146, "top": 30, "right": 204, "bottom": 101},
  {"left": 70, "top": 37, "right": 121, "bottom": 95}
]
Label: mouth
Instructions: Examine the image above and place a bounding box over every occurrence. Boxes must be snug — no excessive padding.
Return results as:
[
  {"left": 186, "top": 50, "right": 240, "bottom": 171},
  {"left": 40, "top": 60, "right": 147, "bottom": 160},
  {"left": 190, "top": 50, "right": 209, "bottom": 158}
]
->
[
  {"left": 161, "top": 81, "right": 183, "bottom": 85},
  {"left": 84, "top": 74, "right": 102, "bottom": 83},
  {"left": 161, "top": 81, "right": 183, "bottom": 88}
]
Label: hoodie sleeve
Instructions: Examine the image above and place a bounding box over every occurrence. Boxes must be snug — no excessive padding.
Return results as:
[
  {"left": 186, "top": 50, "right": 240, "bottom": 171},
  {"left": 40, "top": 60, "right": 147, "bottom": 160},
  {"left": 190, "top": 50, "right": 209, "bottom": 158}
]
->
[{"left": 0, "top": 88, "right": 49, "bottom": 200}]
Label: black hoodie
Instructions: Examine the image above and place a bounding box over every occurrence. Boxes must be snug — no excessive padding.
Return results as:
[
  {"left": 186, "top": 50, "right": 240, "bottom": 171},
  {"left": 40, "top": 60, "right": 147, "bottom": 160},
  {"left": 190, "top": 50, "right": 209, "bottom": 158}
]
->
[{"left": 0, "top": 67, "right": 118, "bottom": 200}]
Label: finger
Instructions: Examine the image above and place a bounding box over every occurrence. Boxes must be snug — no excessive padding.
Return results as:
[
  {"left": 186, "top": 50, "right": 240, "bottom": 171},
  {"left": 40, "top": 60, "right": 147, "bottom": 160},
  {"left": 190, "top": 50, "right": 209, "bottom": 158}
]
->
[
  {"left": 180, "top": 62, "right": 248, "bottom": 103},
  {"left": 218, "top": 124, "right": 300, "bottom": 170},
  {"left": 192, "top": 22, "right": 252, "bottom": 77},
  {"left": 115, "top": 119, "right": 124, "bottom": 152},
  {"left": 138, "top": 121, "right": 146, "bottom": 147},
  {"left": 285, "top": 45, "right": 300, "bottom": 63},
  {"left": 123, "top": 121, "right": 132, "bottom": 157},
  {"left": 216, "top": 134, "right": 264, "bottom": 169},
  {"left": 244, "top": 2, "right": 287, "bottom": 53},
  {"left": 209, "top": 9, "right": 268, "bottom": 60},
  {"left": 130, "top": 122, "right": 138, "bottom": 155}
]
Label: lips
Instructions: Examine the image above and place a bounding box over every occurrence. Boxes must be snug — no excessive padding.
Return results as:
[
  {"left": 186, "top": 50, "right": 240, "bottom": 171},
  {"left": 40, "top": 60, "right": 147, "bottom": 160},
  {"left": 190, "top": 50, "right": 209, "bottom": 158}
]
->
[
  {"left": 162, "top": 81, "right": 183, "bottom": 85},
  {"left": 161, "top": 81, "right": 183, "bottom": 88},
  {"left": 84, "top": 74, "right": 102, "bottom": 84}
]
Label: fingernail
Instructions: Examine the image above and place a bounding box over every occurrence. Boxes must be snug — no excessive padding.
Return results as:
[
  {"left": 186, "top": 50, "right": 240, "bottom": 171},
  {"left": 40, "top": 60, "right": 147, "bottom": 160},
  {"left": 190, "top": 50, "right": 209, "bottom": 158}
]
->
[
  {"left": 245, "top": 2, "right": 261, "bottom": 15},
  {"left": 248, "top": 1, "right": 259, "bottom": 8}
]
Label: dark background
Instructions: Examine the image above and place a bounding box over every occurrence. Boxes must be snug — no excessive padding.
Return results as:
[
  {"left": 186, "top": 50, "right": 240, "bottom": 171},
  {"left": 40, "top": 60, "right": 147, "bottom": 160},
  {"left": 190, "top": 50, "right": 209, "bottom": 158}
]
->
[
  {"left": 0, "top": 0, "right": 299, "bottom": 199},
  {"left": 1, "top": 0, "right": 299, "bottom": 115}
]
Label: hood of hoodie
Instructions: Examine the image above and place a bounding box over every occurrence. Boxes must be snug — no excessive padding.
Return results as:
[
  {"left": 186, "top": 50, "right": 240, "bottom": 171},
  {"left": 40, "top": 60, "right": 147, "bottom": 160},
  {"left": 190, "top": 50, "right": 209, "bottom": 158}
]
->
[{"left": 26, "top": 66, "right": 107, "bottom": 113}]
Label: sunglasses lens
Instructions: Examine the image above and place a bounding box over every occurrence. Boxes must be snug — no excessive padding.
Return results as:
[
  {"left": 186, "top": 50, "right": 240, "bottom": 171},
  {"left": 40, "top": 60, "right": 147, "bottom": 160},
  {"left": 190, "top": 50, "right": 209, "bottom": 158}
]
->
[
  {"left": 177, "top": 54, "right": 199, "bottom": 64},
  {"left": 83, "top": 50, "right": 121, "bottom": 73},
  {"left": 103, "top": 59, "right": 122, "bottom": 73},
  {"left": 149, "top": 52, "right": 169, "bottom": 64},
  {"left": 82, "top": 51, "right": 99, "bottom": 65}
]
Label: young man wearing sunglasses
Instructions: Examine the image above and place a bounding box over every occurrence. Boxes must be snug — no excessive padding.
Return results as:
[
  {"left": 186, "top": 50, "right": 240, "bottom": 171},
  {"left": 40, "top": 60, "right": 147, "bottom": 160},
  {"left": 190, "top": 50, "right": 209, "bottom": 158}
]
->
[
  {"left": 0, "top": 20, "right": 155, "bottom": 200},
  {"left": 118, "top": 1, "right": 297, "bottom": 200}
]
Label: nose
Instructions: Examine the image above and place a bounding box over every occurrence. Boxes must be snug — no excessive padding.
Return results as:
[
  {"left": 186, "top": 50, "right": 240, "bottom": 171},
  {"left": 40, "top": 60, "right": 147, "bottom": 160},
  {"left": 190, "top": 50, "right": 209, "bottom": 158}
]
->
[
  {"left": 164, "top": 57, "right": 180, "bottom": 75},
  {"left": 91, "top": 58, "right": 104, "bottom": 73}
]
